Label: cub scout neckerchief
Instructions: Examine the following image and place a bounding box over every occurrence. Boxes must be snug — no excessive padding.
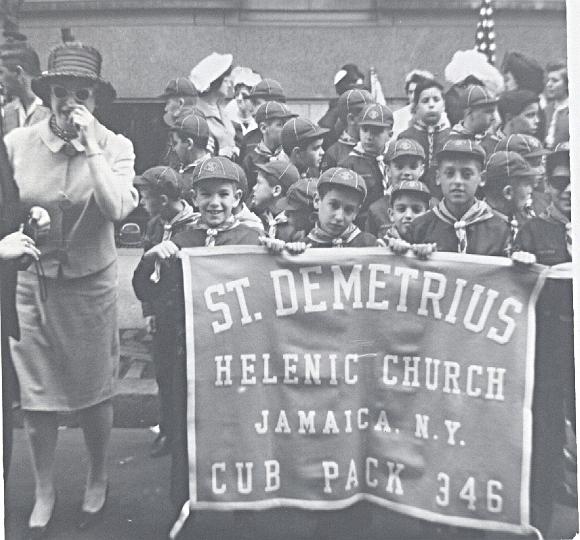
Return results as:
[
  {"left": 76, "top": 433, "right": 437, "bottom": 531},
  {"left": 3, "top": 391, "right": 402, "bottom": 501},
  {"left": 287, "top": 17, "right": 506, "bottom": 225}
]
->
[
  {"left": 262, "top": 210, "right": 288, "bottom": 239},
  {"left": 542, "top": 203, "right": 572, "bottom": 258},
  {"left": 337, "top": 130, "right": 358, "bottom": 147},
  {"left": 432, "top": 199, "right": 495, "bottom": 254},
  {"left": 307, "top": 222, "right": 362, "bottom": 247},
  {"left": 188, "top": 214, "right": 241, "bottom": 247},
  {"left": 150, "top": 201, "right": 197, "bottom": 283},
  {"left": 254, "top": 141, "right": 283, "bottom": 160}
]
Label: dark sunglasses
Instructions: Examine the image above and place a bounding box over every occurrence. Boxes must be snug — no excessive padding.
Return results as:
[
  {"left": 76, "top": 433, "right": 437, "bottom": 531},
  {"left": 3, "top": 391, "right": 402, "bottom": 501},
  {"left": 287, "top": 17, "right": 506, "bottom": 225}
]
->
[
  {"left": 51, "top": 85, "right": 94, "bottom": 102},
  {"left": 548, "top": 176, "right": 571, "bottom": 191}
]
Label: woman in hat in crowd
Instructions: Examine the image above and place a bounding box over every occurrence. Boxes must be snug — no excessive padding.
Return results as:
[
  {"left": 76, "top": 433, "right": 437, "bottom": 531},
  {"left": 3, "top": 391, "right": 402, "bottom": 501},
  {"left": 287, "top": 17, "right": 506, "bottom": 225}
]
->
[
  {"left": 190, "top": 52, "right": 239, "bottom": 159},
  {"left": 223, "top": 66, "right": 262, "bottom": 137},
  {"left": 4, "top": 39, "right": 137, "bottom": 537}
]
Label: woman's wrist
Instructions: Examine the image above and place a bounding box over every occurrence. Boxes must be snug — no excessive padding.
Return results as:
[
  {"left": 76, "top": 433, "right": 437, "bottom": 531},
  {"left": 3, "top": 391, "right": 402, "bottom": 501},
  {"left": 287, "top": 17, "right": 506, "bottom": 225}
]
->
[{"left": 85, "top": 142, "right": 102, "bottom": 157}]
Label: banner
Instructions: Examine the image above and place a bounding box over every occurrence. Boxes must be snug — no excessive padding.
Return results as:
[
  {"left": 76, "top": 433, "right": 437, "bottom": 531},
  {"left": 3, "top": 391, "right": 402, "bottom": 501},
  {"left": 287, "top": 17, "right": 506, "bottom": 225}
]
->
[{"left": 181, "top": 246, "right": 547, "bottom": 534}]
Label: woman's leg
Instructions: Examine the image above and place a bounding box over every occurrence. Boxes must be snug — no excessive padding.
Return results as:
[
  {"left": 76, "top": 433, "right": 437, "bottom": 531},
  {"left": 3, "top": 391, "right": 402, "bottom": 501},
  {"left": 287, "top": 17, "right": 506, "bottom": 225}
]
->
[
  {"left": 78, "top": 400, "right": 113, "bottom": 512},
  {"left": 23, "top": 411, "right": 58, "bottom": 527}
]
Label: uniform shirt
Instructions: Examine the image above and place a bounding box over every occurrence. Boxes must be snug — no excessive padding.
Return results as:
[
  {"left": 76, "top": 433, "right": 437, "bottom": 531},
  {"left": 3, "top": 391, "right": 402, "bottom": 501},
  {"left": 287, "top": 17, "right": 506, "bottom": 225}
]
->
[
  {"left": 1, "top": 96, "right": 50, "bottom": 134},
  {"left": 320, "top": 132, "right": 357, "bottom": 172},
  {"left": 5, "top": 117, "right": 137, "bottom": 278},
  {"left": 241, "top": 141, "right": 283, "bottom": 193},
  {"left": 409, "top": 207, "right": 510, "bottom": 256},
  {"left": 365, "top": 195, "right": 391, "bottom": 237}
]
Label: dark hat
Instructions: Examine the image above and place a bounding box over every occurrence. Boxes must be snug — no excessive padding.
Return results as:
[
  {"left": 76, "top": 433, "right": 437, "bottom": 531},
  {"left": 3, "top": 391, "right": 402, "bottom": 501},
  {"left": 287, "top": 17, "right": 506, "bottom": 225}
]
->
[
  {"left": 391, "top": 179, "right": 431, "bottom": 203},
  {"left": 436, "top": 138, "right": 486, "bottom": 165},
  {"left": 493, "top": 134, "right": 548, "bottom": 159},
  {"left": 281, "top": 117, "right": 329, "bottom": 150},
  {"left": 161, "top": 77, "right": 197, "bottom": 99},
  {"left": 464, "top": 84, "right": 498, "bottom": 109},
  {"left": 501, "top": 52, "right": 545, "bottom": 94},
  {"left": 32, "top": 41, "right": 116, "bottom": 105},
  {"left": 546, "top": 141, "right": 570, "bottom": 174},
  {"left": 278, "top": 178, "right": 318, "bottom": 212},
  {"left": 485, "top": 151, "right": 538, "bottom": 182},
  {"left": 255, "top": 161, "right": 301, "bottom": 191},
  {"left": 334, "top": 63, "right": 365, "bottom": 95},
  {"left": 358, "top": 103, "right": 393, "bottom": 128},
  {"left": 254, "top": 101, "right": 297, "bottom": 124},
  {"left": 167, "top": 112, "right": 210, "bottom": 148},
  {"left": 250, "top": 79, "right": 286, "bottom": 102},
  {"left": 0, "top": 33, "right": 41, "bottom": 76},
  {"left": 134, "top": 166, "right": 188, "bottom": 198},
  {"left": 337, "top": 88, "right": 373, "bottom": 122},
  {"left": 385, "top": 138, "right": 426, "bottom": 162},
  {"left": 497, "top": 90, "right": 539, "bottom": 120},
  {"left": 317, "top": 167, "right": 367, "bottom": 202},
  {"left": 191, "top": 156, "right": 246, "bottom": 186}
]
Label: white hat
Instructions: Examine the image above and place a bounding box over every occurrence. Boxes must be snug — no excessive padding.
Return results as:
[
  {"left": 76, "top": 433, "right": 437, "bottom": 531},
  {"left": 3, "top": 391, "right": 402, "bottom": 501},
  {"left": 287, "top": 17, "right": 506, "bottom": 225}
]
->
[
  {"left": 231, "top": 66, "right": 261, "bottom": 89},
  {"left": 189, "top": 52, "right": 233, "bottom": 93}
]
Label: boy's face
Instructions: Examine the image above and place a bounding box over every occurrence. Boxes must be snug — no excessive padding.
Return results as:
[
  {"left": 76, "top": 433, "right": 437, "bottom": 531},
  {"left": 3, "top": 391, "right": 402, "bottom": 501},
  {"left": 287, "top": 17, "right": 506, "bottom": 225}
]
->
[
  {"left": 170, "top": 131, "right": 190, "bottom": 164},
  {"left": 468, "top": 105, "right": 496, "bottom": 133},
  {"left": 437, "top": 157, "right": 484, "bottom": 208},
  {"left": 165, "top": 96, "right": 182, "bottom": 117},
  {"left": 388, "top": 193, "right": 428, "bottom": 236},
  {"left": 235, "top": 84, "right": 254, "bottom": 115},
  {"left": 298, "top": 138, "right": 325, "bottom": 170},
  {"left": 139, "top": 188, "right": 164, "bottom": 217},
  {"left": 261, "top": 118, "right": 285, "bottom": 149},
  {"left": 547, "top": 164, "right": 571, "bottom": 216},
  {"left": 193, "top": 179, "right": 242, "bottom": 227},
  {"left": 316, "top": 186, "right": 362, "bottom": 236},
  {"left": 545, "top": 69, "right": 567, "bottom": 101},
  {"left": 251, "top": 173, "right": 276, "bottom": 212},
  {"left": 507, "top": 177, "right": 536, "bottom": 214},
  {"left": 387, "top": 156, "right": 425, "bottom": 186},
  {"left": 359, "top": 125, "right": 392, "bottom": 155},
  {"left": 414, "top": 87, "right": 444, "bottom": 126},
  {"left": 509, "top": 103, "right": 540, "bottom": 135},
  {"left": 286, "top": 207, "right": 312, "bottom": 233}
]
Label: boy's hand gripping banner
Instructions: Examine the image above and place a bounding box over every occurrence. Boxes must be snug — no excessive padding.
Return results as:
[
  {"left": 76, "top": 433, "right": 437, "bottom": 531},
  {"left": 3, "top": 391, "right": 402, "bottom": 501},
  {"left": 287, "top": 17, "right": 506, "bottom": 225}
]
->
[{"left": 181, "top": 247, "right": 547, "bottom": 534}]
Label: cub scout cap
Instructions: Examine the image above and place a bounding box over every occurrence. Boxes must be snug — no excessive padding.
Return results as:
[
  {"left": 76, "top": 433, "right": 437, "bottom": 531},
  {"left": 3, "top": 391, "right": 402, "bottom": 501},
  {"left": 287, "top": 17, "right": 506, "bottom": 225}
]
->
[
  {"left": 486, "top": 151, "right": 538, "bottom": 181},
  {"left": 191, "top": 156, "right": 246, "bottom": 186},
  {"left": 436, "top": 138, "right": 486, "bottom": 166},
  {"left": 255, "top": 161, "right": 301, "bottom": 191},
  {"left": 357, "top": 103, "right": 394, "bottom": 128},
  {"left": 167, "top": 112, "right": 210, "bottom": 148},
  {"left": 337, "top": 88, "right": 373, "bottom": 122},
  {"left": 250, "top": 78, "right": 286, "bottom": 102},
  {"left": 385, "top": 138, "right": 426, "bottom": 162},
  {"left": 391, "top": 179, "right": 431, "bottom": 203},
  {"left": 464, "top": 84, "right": 498, "bottom": 109},
  {"left": 134, "top": 166, "right": 187, "bottom": 197},
  {"left": 254, "top": 101, "right": 297, "bottom": 124},
  {"left": 279, "top": 178, "right": 318, "bottom": 211},
  {"left": 493, "top": 134, "right": 549, "bottom": 159},
  {"left": 546, "top": 141, "right": 570, "bottom": 174},
  {"left": 317, "top": 167, "right": 367, "bottom": 202},
  {"left": 161, "top": 77, "right": 197, "bottom": 98},
  {"left": 281, "top": 117, "right": 329, "bottom": 150}
]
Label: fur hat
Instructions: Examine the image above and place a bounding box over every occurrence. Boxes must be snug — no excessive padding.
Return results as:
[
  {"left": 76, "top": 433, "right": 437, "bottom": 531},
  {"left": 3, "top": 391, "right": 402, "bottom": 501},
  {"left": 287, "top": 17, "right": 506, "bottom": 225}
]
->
[{"left": 501, "top": 52, "right": 545, "bottom": 94}]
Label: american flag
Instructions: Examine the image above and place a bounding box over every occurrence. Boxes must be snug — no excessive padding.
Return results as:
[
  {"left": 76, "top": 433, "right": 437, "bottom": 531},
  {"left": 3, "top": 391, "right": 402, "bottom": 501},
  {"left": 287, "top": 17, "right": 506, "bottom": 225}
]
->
[{"left": 475, "top": 0, "right": 496, "bottom": 65}]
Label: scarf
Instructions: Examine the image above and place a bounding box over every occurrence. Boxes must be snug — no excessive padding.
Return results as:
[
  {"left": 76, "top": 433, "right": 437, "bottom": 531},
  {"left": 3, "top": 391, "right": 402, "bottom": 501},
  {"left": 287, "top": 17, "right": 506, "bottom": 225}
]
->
[
  {"left": 307, "top": 222, "right": 361, "bottom": 247},
  {"left": 542, "top": 203, "right": 572, "bottom": 257},
  {"left": 449, "top": 122, "right": 484, "bottom": 143},
  {"left": 188, "top": 214, "right": 240, "bottom": 247},
  {"left": 352, "top": 142, "right": 388, "bottom": 194},
  {"left": 254, "top": 141, "right": 283, "bottom": 160},
  {"left": 262, "top": 210, "right": 288, "bottom": 239},
  {"left": 432, "top": 199, "right": 495, "bottom": 254},
  {"left": 150, "top": 201, "right": 197, "bottom": 283},
  {"left": 337, "top": 130, "right": 358, "bottom": 147}
]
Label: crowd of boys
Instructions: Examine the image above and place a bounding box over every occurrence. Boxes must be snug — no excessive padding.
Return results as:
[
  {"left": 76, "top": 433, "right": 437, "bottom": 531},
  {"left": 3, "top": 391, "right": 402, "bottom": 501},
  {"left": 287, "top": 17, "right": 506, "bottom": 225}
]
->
[{"left": 1, "top": 35, "right": 573, "bottom": 538}]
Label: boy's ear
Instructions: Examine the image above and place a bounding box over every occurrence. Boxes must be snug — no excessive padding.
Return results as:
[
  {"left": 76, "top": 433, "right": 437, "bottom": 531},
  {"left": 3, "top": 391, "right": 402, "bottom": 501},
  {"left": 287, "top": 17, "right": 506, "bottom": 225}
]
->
[
  {"left": 233, "top": 188, "right": 243, "bottom": 208},
  {"left": 259, "top": 122, "right": 268, "bottom": 135},
  {"left": 160, "top": 194, "right": 169, "bottom": 206},
  {"left": 387, "top": 207, "right": 394, "bottom": 221},
  {"left": 478, "top": 169, "right": 486, "bottom": 188},
  {"left": 313, "top": 192, "right": 321, "bottom": 210},
  {"left": 177, "top": 97, "right": 185, "bottom": 108},
  {"left": 186, "top": 137, "right": 194, "bottom": 150},
  {"left": 435, "top": 168, "right": 442, "bottom": 187},
  {"left": 290, "top": 146, "right": 301, "bottom": 162},
  {"left": 272, "top": 184, "right": 282, "bottom": 198},
  {"left": 502, "top": 185, "right": 513, "bottom": 201},
  {"left": 418, "top": 163, "right": 426, "bottom": 177}
]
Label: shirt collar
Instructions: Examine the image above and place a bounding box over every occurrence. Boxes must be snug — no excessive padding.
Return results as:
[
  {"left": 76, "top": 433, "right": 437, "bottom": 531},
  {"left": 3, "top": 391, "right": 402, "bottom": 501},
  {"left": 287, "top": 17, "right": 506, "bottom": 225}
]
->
[{"left": 38, "top": 116, "right": 108, "bottom": 154}]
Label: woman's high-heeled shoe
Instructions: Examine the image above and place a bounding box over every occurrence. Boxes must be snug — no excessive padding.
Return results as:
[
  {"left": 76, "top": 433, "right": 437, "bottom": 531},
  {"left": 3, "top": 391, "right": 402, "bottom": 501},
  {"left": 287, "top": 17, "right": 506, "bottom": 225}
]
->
[{"left": 77, "top": 483, "right": 109, "bottom": 530}]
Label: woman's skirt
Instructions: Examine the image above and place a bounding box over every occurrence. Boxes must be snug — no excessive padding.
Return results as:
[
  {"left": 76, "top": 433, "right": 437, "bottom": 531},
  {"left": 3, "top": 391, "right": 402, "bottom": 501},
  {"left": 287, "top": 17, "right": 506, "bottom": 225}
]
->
[{"left": 10, "top": 263, "right": 119, "bottom": 411}]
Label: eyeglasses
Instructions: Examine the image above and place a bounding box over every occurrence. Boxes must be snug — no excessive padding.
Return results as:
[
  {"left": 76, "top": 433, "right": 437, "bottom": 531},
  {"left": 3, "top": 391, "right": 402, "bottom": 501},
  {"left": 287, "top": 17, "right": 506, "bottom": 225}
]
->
[
  {"left": 548, "top": 176, "right": 571, "bottom": 191},
  {"left": 51, "top": 85, "right": 94, "bottom": 102}
]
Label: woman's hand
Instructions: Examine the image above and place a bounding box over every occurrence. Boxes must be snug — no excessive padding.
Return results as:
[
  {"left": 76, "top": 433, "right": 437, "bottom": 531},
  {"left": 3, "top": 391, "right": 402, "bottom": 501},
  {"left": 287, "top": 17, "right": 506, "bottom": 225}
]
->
[
  {"left": 144, "top": 241, "right": 180, "bottom": 261},
  {"left": 69, "top": 105, "right": 99, "bottom": 150},
  {"left": 0, "top": 231, "right": 40, "bottom": 261}
]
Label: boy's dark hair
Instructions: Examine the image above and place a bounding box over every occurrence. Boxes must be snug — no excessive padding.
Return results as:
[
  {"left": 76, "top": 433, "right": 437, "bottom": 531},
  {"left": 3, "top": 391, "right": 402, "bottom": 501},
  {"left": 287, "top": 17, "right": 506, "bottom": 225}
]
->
[
  {"left": 282, "top": 136, "right": 318, "bottom": 158},
  {"left": 390, "top": 190, "right": 429, "bottom": 208},
  {"left": 206, "top": 66, "right": 233, "bottom": 95},
  {"left": 546, "top": 61, "right": 568, "bottom": 89},
  {"left": 317, "top": 182, "right": 363, "bottom": 204},
  {"left": 412, "top": 79, "right": 444, "bottom": 106},
  {"left": 171, "top": 129, "right": 208, "bottom": 150},
  {"left": 437, "top": 152, "right": 484, "bottom": 172}
]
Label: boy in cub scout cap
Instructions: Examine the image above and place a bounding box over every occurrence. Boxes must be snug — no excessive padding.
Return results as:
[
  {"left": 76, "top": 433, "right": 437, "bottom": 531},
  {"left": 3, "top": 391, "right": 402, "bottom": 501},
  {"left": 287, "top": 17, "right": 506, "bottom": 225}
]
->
[
  {"left": 242, "top": 101, "right": 296, "bottom": 192},
  {"left": 497, "top": 89, "right": 541, "bottom": 137},
  {"left": 250, "top": 160, "right": 300, "bottom": 238},
  {"left": 276, "top": 178, "right": 317, "bottom": 241},
  {"left": 339, "top": 102, "right": 393, "bottom": 228},
  {"left": 131, "top": 166, "right": 197, "bottom": 458},
  {"left": 365, "top": 138, "right": 427, "bottom": 236},
  {"left": 132, "top": 156, "right": 261, "bottom": 518},
  {"left": 281, "top": 117, "right": 329, "bottom": 178},
  {"left": 483, "top": 150, "right": 538, "bottom": 249},
  {"left": 320, "top": 88, "right": 374, "bottom": 172},
  {"left": 513, "top": 141, "right": 573, "bottom": 537},
  {"left": 448, "top": 84, "right": 498, "bottom": 144},
  {"left": 306, "top": 167, "right": 378, "bottom": 247}
]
